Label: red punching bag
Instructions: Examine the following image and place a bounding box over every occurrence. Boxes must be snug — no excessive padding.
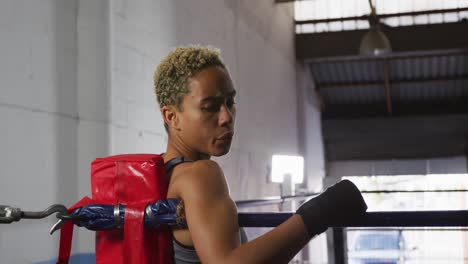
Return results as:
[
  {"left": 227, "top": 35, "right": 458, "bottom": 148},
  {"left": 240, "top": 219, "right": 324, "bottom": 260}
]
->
[
  {"left": 56, "top": 154, "right": 174, "bottom": 264},
  {"left": 91, "top": 154, "right": 173, "bottom": 264}
]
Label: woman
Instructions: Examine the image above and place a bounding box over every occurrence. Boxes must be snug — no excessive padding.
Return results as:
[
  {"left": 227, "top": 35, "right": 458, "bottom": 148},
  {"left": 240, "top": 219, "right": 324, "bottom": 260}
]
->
[{"left": 153, "top": 46, "right": 367, "bottom": 263}]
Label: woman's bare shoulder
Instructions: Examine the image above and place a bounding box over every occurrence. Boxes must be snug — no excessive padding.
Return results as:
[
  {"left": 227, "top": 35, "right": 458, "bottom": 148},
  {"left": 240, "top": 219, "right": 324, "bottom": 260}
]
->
[{"left": 170, "top": 159, "right": 229, "bottom": 198}]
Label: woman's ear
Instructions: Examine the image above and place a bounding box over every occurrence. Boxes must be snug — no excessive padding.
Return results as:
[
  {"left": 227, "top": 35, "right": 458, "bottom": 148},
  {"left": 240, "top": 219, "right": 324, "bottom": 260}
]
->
[{"left": 161, "top": 105, "right": 179, "bottom": 131}]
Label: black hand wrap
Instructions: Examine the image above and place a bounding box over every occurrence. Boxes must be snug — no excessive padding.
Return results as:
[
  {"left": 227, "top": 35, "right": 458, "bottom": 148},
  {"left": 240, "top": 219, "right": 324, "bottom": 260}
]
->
[{"left": 296, "top": 179, "right": 367, "bottom": 237}]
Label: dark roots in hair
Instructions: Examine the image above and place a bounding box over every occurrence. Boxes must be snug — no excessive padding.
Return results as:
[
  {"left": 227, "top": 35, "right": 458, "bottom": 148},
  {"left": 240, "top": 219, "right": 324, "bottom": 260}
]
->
[{"left": 154, "top": 45, "right": 226, "bottom": 109}]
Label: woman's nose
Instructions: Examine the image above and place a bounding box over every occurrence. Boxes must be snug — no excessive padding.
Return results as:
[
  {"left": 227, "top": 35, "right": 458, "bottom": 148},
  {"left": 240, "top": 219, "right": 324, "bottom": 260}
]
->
[{"left": 219, "top": 105, "right": 235, "bottom": 126}]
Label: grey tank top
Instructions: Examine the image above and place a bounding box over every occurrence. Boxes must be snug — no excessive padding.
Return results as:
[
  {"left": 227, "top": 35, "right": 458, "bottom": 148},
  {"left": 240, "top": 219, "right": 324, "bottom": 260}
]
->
[
  {"left": 165, "top": 157, "right": 249, "bottom": 263},
  {"left": 172, "top": 228, "right": 249, "bottom": 264}
]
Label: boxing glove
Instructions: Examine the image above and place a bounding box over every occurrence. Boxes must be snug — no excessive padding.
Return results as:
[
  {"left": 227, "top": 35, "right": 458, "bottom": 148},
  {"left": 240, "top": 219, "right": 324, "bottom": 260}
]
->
[{"left": 296, "top": 179, "right": 367, "bottom": 237}]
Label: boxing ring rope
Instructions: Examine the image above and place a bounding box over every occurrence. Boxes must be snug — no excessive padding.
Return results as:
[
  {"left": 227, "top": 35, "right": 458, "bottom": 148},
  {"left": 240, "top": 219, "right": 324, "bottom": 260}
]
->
[
  {"left": 235, "top": 189, "right": 468, "bottom": 227},
  {"left": 2, "top": 189, "right": 468, "bottom": 230},
  {"left": 237, "top": 211, "right": 468, "bottom": 227},
  {"left": 236, "top": 189, "right": 468, "bottom": 209},
  {"left": 236, "top": 189, "right": 468, "bottom": 263}
]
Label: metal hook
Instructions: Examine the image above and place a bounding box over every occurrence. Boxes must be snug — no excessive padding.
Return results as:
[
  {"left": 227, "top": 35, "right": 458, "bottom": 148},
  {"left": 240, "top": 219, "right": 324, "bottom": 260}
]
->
[
  {"left": 21, "top": 204, "right": 69, "bottom": 219},
  {"left": 50, "top": 207, "right": 83, "bottom": 235},
  {"left": 26, "top": 204, "right": 72, "bottom": 235},
  {"left": 1, "top": 204, "right": 72, "bottom": 234},
  {"left": 50, "top": 218, "right": 67, "bottom": 235}
]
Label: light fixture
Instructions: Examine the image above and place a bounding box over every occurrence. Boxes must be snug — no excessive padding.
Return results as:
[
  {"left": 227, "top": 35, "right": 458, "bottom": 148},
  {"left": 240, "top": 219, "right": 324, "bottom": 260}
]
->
[
  {"left": 359, "top": 0, "right": 392, "bottom": 56},
  {"left": 359, "top": 25, "right": 392, "bottom": 55}
]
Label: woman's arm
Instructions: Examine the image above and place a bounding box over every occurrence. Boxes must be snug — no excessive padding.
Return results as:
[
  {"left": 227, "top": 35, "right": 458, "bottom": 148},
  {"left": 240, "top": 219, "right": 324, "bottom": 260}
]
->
[{"left": 177, "top": 160, "right": 311, "bottom": 264}]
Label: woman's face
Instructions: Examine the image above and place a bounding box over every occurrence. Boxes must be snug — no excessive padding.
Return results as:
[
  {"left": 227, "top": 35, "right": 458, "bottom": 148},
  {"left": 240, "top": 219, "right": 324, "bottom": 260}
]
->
[{"left": 176, "top": 65, "right": 236, "bottom": 157}]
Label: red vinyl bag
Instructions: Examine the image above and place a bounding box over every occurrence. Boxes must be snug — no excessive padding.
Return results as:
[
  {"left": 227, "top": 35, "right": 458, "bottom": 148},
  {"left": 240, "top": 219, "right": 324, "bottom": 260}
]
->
[
  {"left": 56, "top": 154, "right": 173, "bottom": 264},
  {"left": 91, "top": 154, "right": 173, "bottom": 264}
]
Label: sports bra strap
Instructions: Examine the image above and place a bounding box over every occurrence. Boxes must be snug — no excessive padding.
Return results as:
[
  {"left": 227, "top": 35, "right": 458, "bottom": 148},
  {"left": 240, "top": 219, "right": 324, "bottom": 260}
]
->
[{"left": 164, "top": 156, "right": 194, "bottom": 174}]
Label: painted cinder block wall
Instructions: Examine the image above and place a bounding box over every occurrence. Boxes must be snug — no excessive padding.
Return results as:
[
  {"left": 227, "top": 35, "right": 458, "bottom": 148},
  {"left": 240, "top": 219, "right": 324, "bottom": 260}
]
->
[
  {"left": 1, "top": 1, "right": 80, "bottom": 263},
  {"left": 0, "top": 0, "right": 325, "bottom": 263}
]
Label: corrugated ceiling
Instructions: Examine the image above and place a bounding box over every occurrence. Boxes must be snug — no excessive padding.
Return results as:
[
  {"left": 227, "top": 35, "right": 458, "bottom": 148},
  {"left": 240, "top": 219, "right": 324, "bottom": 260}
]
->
[{"left": 308, "top": 49, "right": 468, "bottom": 111}]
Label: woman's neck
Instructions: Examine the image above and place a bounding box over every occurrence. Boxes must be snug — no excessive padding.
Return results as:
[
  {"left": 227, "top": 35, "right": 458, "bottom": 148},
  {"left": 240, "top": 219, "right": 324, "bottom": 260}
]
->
[{"left": 163, "top": 139, "right": 210, "bottom": 162}]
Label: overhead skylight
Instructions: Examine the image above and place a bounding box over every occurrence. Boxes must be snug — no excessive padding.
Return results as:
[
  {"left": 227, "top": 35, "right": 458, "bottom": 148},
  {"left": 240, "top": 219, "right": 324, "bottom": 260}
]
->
[{"left": 295, "top": 0, "right": 468, "bottom": 33}]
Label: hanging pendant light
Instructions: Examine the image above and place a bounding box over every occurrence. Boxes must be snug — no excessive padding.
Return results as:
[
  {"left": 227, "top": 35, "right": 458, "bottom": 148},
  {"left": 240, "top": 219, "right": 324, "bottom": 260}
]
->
[
  {"left": 359, "top": 0, "right": 392, "bottom": 56},
  {"left": 359, "top": 24, "right": 392, "bottom": 55}
]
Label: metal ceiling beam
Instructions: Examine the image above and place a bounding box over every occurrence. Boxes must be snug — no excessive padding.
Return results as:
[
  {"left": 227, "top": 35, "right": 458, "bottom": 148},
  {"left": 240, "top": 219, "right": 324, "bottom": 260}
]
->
[
  {"left": 307, "top": 48, "right": 468, "bottom": 64},
  {"left": 296, "top": 7, "right": 468, "bottom": 25},
  {"left": 323, "top": 115, "right": 468, "bottom": 159},
  {"left": 316, "top": 75, "right": 468, "bottom": 89},
  {"left": 296, "top": 22, "right": 468, "bottom": 59},
  {"left": 322, "top": 100, "right": 468, "bottom": 119},
  {"left": 383, "top": 61, "right": 392, "bottom": 115},
  {"left": 274, "top": 0, "right": 299, "bottom": 3}
]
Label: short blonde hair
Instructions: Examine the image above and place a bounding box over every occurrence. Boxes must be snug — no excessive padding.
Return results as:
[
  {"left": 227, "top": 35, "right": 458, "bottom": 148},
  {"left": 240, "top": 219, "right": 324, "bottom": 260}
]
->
[{"left": 153, "top": 45, "right": 226, "bottom": 109}]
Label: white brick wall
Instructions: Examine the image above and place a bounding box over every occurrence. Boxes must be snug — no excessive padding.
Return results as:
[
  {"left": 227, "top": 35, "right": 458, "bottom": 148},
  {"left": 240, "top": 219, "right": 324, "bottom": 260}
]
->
[
  {"left": 0, "top": 1, "right": 80, "bottom": 262},
  {"left": 0, "top": 0, "right": 325, "bottom": 262},
  {"left": 107, "top": 0, "right": 320, "bottom": 203}
]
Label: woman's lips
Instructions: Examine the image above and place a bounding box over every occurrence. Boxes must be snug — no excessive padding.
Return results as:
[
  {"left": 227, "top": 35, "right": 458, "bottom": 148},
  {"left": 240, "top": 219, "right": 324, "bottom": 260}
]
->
[{"left": 217, "top": 132, "right": 234, "bottom": 141}]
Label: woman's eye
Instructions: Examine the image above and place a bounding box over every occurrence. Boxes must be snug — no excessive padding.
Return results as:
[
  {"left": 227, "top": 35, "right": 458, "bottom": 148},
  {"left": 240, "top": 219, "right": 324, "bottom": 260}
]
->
[
  {"left": 227, "top": 99, "right": 236, "bottom": 108},
  {"left": 202, "top": 104, "right": 220, "bottom": 112}
]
